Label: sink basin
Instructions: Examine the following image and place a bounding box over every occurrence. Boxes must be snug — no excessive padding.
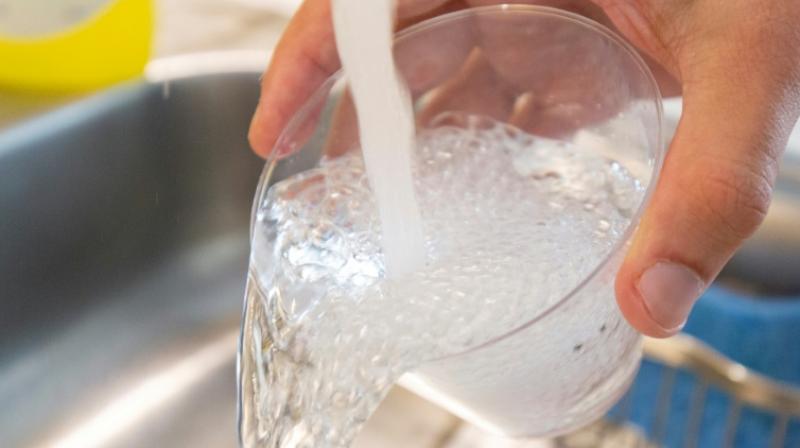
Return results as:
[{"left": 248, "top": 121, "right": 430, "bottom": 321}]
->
[
  {"left": 0, "top": 69, "right": 263, "bottom": 447},
  {"left": 1, "top": 59, "right": 799, "bottom": 448}
]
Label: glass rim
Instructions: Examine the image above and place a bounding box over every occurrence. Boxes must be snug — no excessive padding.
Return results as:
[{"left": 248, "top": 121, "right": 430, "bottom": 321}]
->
[{"left": 261, "top": 4, "right": 666, "bottom": 361}]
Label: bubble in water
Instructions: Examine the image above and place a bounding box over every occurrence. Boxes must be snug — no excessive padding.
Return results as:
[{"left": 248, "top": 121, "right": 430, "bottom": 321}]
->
[{"left": 242, "top": 117, "right": 646, "bottom": 448}]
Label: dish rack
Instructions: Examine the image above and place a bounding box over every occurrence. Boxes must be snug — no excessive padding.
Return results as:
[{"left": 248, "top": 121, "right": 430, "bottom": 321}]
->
[{"left": 554, "top": 334, "right": 800, "bottom": 448}]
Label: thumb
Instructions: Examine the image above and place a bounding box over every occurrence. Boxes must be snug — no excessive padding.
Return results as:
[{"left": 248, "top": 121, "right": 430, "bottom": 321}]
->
[{"left": 617, "top": 79, "right": 800, "bottom": 338}]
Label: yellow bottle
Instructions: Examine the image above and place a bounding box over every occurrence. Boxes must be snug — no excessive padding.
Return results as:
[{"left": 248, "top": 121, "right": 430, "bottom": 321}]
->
[{"left": 0, "top": 0, "right": 154, "bottom": 93}]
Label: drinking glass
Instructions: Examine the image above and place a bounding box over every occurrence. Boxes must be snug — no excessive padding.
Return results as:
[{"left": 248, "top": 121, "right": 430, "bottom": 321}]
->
[{"left": 240, "top": 4, "right": 664, "bottom": 444}]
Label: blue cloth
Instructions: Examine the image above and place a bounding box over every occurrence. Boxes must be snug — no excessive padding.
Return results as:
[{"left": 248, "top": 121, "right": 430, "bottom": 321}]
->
[{"left": 609, "top": 286, "right": 800, "bottom": 447}]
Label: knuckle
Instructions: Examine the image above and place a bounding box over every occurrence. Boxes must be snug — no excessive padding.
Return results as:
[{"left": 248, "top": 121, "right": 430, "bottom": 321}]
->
[{"left": 695, "top": 157, "right": 774, "bottom": 242}]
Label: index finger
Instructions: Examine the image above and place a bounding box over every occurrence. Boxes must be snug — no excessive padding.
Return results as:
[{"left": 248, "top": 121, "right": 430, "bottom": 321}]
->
[
  {"left": 249, "top": 0, "right": 455, "bottom": 158},
  {"left": 249, "top": 0, "right": 338, "bottom": 158}
]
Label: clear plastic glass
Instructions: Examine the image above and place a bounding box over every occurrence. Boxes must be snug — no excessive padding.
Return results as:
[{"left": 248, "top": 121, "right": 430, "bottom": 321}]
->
[{"left": 239, "top": 4, "right": 664, "bottom": 445}]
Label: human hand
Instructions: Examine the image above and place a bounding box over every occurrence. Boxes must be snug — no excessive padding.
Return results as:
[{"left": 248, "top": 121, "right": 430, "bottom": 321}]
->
[{"left": 248, "top": 0, "right": 800, "bottom": 337}]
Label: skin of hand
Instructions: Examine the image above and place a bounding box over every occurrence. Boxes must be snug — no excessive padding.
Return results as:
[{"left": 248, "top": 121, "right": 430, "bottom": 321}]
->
[{"left": 249, "top": 0, "right": 800, "bottom": 338}]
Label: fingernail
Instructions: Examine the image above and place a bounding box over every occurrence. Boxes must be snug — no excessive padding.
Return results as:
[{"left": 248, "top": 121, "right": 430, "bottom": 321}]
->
[{"left": 637, "top": 262, "right": 705, "bottom": 332}]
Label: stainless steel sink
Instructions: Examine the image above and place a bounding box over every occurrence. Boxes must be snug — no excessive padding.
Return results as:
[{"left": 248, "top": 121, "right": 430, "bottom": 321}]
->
[
  {"left": 0, "top": 70, "right": 263, "bottom": 447},
  {"left": 1, "top": 60, "right": 799, "bottom": 448}
]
